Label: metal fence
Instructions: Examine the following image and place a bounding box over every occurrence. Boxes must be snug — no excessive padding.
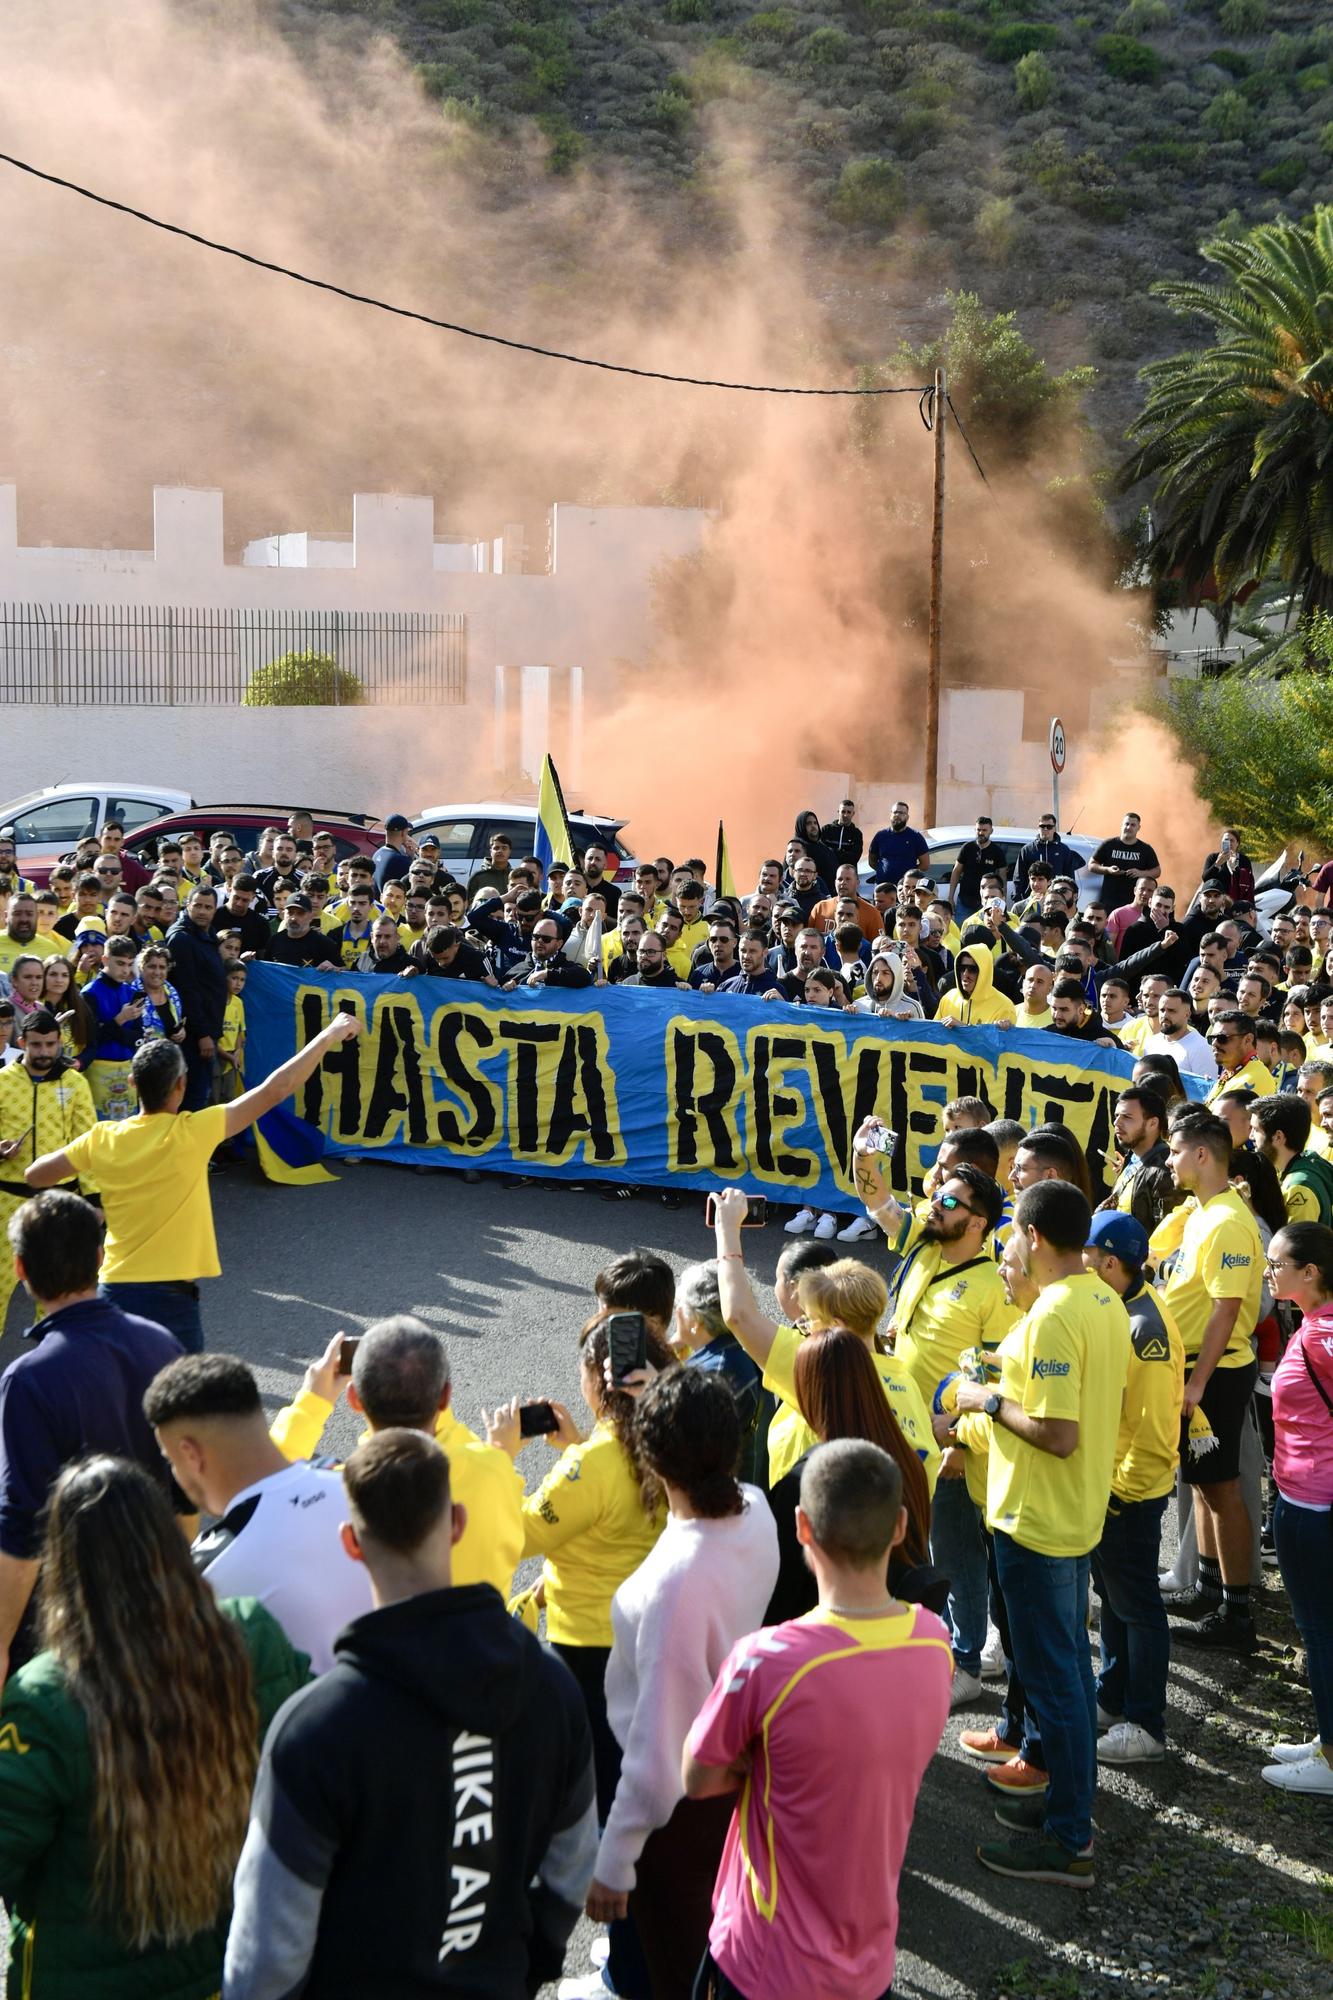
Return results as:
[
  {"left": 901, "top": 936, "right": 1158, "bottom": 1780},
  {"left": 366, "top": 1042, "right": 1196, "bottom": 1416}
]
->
[{"left": 0, "top": 604, "right": 468, "bottom": 706}]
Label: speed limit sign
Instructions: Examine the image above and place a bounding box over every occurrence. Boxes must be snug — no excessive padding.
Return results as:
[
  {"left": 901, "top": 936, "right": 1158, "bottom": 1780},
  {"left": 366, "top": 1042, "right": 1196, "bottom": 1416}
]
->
[{"left": 1049, "top": 717, "right": 1067, "bottom": 773}]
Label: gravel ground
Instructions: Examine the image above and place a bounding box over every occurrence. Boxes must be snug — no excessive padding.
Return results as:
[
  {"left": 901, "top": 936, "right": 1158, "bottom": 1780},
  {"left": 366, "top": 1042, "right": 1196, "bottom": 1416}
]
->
[{"left": 2, "top": 1160, "right": 1329, "bottom": 1997}]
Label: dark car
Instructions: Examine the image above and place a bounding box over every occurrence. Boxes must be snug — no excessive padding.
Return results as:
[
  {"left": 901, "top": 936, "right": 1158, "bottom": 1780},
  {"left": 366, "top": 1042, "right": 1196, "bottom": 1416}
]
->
[{"left": 125, "top": 804, "right": 384, "bottom": 869}]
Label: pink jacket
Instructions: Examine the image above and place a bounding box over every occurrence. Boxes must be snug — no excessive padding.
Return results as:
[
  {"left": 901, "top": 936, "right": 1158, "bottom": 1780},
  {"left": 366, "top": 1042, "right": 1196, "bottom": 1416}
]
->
[{"left": 1272, "top": 1303, "right": 1333, "bottom": 1508}]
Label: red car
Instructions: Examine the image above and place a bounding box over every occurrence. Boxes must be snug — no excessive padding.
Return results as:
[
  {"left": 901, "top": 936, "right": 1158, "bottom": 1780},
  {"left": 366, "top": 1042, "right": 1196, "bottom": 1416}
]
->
[{"left": 125, "top": 804, "right": 384, "bottom": 869}]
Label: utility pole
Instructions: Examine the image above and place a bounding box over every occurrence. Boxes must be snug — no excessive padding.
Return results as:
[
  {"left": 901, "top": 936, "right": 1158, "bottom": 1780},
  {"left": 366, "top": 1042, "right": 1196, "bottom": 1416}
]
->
[{"left": 923, "top": 365, "right": 946, "bottom": 830}]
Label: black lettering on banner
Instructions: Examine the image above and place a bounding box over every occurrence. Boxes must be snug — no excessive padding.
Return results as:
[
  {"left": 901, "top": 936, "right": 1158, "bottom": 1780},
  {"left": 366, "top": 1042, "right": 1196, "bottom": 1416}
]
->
[
  {"left": 954, "top": 1064, "right": 995, "bottom": 1117},
  {"left": 498, "top": 1020, "right": 563, "bottom": 1154},
  {"left": 669, "top": 1024, "right": 742, "bottom": 1171},
  {"left": 900, "top": 1048, "right": 949, "bottom": 1193},
  {"left": 750, "top": 1032, "right": 817, "bottom": 1182},
  {"left": 298, "top": 988, "right": 329, "bottom": 1123},
  {"left": 364, "top": 1005, "right": 430, "bottom": 1146},
  {"left": 435, "top": 1009, "right": 500, "bottom": 1149},
  {"left": 546, "top": 1023, "right": 622, "bottom": 1164},
  {"left": 809, "top": 1037, "right": 885, "bottom": 1193},
  {"left": 295, "top": 987, "right": 366, "bottom": 1136},
  {"left": 1084, "top": 1086, "right": 1118, "bottom": 1201}
]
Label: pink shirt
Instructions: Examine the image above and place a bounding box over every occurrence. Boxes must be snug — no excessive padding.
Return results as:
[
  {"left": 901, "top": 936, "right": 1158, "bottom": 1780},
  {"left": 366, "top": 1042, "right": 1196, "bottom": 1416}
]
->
[
  {"left": 1272, "top": 1303, "right": 1333, "bottom": 1507},
  {"left": 687, "top": 1604, "right": 952, "bottom": 2000}
]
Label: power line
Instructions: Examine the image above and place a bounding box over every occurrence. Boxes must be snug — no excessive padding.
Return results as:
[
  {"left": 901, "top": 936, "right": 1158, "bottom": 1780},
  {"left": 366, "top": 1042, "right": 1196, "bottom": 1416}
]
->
[
  {"left": 946, "top": 394, "right": 990, "bottom": 486},
  {"left": 0, "top": 150, "right": 930, "bottom": 400}
]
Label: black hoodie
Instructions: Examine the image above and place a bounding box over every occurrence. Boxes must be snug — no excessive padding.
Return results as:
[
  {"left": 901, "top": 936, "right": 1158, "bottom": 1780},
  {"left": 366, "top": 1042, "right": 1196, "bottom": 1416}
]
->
[{"left": 224, "top": 1585, "right": 596, "bottom": 2000}]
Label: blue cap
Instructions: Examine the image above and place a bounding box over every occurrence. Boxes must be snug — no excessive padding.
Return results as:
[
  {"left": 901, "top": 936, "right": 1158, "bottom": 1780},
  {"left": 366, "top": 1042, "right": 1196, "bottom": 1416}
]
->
[{"left": 1085, "top": 1209, "right": 1148, "bottom": 1269}]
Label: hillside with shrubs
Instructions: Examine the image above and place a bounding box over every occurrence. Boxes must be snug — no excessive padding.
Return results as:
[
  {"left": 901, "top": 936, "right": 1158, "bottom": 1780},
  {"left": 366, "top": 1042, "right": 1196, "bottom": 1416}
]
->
[{"left": 295, "top": 0, "right": 1332, "bottom": 442}]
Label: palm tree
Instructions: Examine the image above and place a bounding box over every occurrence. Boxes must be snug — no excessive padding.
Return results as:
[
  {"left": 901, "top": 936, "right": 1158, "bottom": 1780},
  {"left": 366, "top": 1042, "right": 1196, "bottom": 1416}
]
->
[{"left": 1122, "top": 206, "right": 1333, "bottom": 635}]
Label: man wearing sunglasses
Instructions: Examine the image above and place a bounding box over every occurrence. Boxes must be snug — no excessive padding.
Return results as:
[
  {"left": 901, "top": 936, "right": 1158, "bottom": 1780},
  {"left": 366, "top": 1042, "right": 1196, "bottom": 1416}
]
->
[
  {"left": 1012, "top": 817, "right": 1086, "bottom": 906},
  {"left": 1203, "top": 1010, "right": 1277, "bottom": 1106},
  {"left": 865, "top": 1155, "right": 1015, "bottom": 1712}
]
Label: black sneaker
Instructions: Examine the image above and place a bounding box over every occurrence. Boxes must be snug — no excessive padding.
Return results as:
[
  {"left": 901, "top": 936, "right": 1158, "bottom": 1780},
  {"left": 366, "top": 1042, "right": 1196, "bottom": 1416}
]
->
[
  {"left": 502, "top": 1174, "right": 535, "bottom": 1189},
  {"left": 1173, "top": 1607, "right": 1257, "bottom": 1654},
  {"left": 993, "top": 1794, "right": 1048, "bottom": 1833},
  {"left": 1164, "top": 1587, "right": 1222, "bottom": 1621}
]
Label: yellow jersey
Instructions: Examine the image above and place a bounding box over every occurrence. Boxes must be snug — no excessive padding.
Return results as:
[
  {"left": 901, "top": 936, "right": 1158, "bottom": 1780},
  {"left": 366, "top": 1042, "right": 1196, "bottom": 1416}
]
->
[
  {"left": 0, "top": 932, "right": 62, "bottom": 975},
  {"left": 1160, "top": 1187, "right": 1262, "bottom": 1369},
  {"left": 520, "top": 1421, "right": 664, "bottom": 1646},
  {"left": 269, "top": 1391, "right": 524, "bottom": 1598},
  {"left": 985, "top": 1272, "right": 1131, "bottom": 1558},
  {"left": 761, "top": 1323, "right": 940, "bottom": 1494},
  {"left": 888, "top": 1216, "right": 1019, "bottom": 1415},
  {"left": 1114, "top": 1284, "right": 1185, "bottom": 1504},
  {"left": 1206, "top": 1057, "right": 1276, "bottom": 1103},
  {"left": 64, "top": 1105, "right": 228, "bottom": 1281}
]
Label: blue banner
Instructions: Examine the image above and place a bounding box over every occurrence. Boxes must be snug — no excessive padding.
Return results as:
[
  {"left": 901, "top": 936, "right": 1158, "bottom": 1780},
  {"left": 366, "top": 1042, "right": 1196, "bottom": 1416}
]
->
[{"left": 242, "top": 963, "right": 1207, "bottom": 1204}]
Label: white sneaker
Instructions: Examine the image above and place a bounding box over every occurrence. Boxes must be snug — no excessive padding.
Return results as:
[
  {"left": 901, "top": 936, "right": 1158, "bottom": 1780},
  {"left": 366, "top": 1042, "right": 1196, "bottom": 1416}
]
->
[
  {"left": 1261, "top": 1753, "right": 1333, "bottom": 1795},
  {"left": 1097, "top": 1722, "right": 1165, "bottom": 1765},
  {"left": 558, "top": 1976, "right": 610, "bottom": 1999},
  {"left": 980, "top": 1624, "right": 1006, "bottom": 1679},
  {"left": 950, "top": 1669, "right": 985, "bottom": 1710},
  {"left": 589, "top": 1937, "right": 610, "bottom": 1969},
  {"left": 813, "top": 1213, "right": 839, "bottom": 1239},
  {"left": 1096, "top": 1704, "right": 1124, "bottom": 1731},
  {"left": 1268, "top": 1736, "right": 1323, "bottom": 1765},
  {"left": 784, "top": 1207, "right": 816, "bottom": 1235},
  {"left": 1157, "top": 1570, "right": 1185, "bottom": 1595},
  {"left": 837, "top": 1214, "right": 878, "bottom": 1241}
]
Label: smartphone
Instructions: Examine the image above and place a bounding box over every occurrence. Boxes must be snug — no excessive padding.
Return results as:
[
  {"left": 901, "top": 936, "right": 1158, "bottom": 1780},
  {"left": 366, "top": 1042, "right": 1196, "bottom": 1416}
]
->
[
  {"left": 519, "top": 1400, "right": 560, "bottom": 1437},
  {"left": 857, "top": 1120, "right": 899, "bottom": 1157},
  {"left": 704, "top": 1194, "right": 768, "bottom": 1228},
  {"left": 606, "top": 1311, "right": 647, "bottom": 1388},
  {"left": 337, "top": 1336, "right": 361, "bottom": 1375}
]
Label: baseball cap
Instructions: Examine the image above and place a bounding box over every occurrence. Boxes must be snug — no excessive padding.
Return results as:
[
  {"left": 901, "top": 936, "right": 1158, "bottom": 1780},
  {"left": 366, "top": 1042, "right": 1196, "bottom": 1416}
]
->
[
  {"left": 1200, "top": 875, "right": 1229, "bottom": 895},
  {"left": 1085, "top": 1210, "right": 1148, "bottom": 1269},
  {"left": 74, "top": 919, "right": 108, "bottom": 942},
  {"left": 385, "top": 813, "right": 412, "bottom": 833},
  {"left": 286, "top": 892, "right": 313, "bottom": 913},
  {"left": 775, "top": 902, "right": 802, "bottom": 922},
  {"left": 416, "top": 832, "right": 440, "bottom": 849}
]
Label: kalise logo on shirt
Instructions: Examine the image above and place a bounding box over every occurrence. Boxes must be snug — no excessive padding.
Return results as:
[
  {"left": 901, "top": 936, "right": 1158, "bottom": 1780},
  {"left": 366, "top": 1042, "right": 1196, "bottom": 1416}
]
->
[
  {"left": 1220, "top": 1252, "right": 1251, "bottom": 1270},
  {"left": 1031, "top": 1357, "right": 1071, "bottom": 1379}
]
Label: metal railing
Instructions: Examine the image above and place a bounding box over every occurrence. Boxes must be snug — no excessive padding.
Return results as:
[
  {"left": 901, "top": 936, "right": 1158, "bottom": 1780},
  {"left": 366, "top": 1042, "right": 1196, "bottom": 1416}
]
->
[{"left": 0, "top": 603, "right": 468, "bottom": 705}]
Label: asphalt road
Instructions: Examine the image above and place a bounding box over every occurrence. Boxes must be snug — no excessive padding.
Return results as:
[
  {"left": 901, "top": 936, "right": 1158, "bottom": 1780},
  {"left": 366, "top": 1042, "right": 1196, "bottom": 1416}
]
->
[{"left": 3, "top": 1158, "right": 1301, "bottom": 2000}]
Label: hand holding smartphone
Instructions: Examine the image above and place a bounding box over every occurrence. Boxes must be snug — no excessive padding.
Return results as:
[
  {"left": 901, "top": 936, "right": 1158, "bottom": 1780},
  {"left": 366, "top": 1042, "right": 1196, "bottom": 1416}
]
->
[
  {"left": 704, "top": 1194, "right": 768, "bottom": 1228},
  {"left": 606, "top": 1311, "right": 647, "bottom": 1388},
  {"left": 519, "top": 1400, "right": 561, "bottom": 1437}
]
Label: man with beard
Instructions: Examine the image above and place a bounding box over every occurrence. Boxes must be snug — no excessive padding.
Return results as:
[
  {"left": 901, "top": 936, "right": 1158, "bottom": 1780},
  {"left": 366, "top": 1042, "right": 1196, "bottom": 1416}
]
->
[
  {"left": 820, "top": 797, "right": 864, "bottom": 868},
  {"left": 619, "top": 932, "right": 685, "bottom": 990},
  {"left": 812, "top": 862, "right": 883, "bottom": 942},
  {"left": 767, "top": 928, "right": 829, "bottom": 1004},
  {"left": 1098, "top": 1086, "right": 1179, "bottom": 1232},
  {"left": 1187, "top": 963, "right": 1223, "bottom": 1033},
  {"left": 578, "top": 844, "right": 621, "bottom": 923},
  {"left": 785, "top": 855, "right": 826, "bottom": 924},
  {"left": 718, "top": 931, "right": 780, "bottom": 997},
  {"left": 868, "top": 800, "right": 930, "bottom": 888},
  {"left": 0, "top": 895, "right": 61, "bottom": 980},
  {"left": 1145, "top": 988, "right": 1218, "bottom": 1084},
  {"left": 1092, "top": 812, "right": 1160, "bottom": 915},
  {"left": 501, "top": 917, "right": 593, "bottom": 992},
  {"left": 0, "top": 1013, "right": 97, "bottom": 1328},
  {"left": 1048, "top": 977, "right": 1118, "bottom": 1047},
  {"left": 357, "top": 915, "right": 414, "bottom": 976},
  {"left": 254, "top": 834, "right": 303, "bottom": 907},
  {"left": 405, "top": 923, "right": 495, "bottom": 984},
  {"left": 689, "top": 920, "right": 741, "bottom": 992},
  {"left": 1249, "top": 1095, "right": 1333, "bottom": 1228},
  {"left": 267, "top": 894, "right": 340, "bottom": 971}
]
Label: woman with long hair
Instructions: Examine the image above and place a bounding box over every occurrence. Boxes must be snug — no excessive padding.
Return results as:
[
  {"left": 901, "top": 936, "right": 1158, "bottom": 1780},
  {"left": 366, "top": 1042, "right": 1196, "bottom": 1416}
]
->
[
  {"left": 132, "top": 944, "right": 187, "bottom": 1046},
  {"left": 485, "top": 1312, "right": 672, "bottom": 1822},
  {"left": 1260, "top": 1222, "right": 1333, "bottom": 1795},
  {"left": 764, "top": 1329, "right": 934, "bottom": 1625},
  {"left": 0, "top": 1455, "right": 309, "bottom": 1997},
  {"left": 39, "top": 954, "right": 93, "bottom": 1063},
  {"left": 586, "top": 1367, "right": 778, "bottom": 2000},
  {"left": 1133, "top": 1050, "right": 1186, "bottom": 1109}
]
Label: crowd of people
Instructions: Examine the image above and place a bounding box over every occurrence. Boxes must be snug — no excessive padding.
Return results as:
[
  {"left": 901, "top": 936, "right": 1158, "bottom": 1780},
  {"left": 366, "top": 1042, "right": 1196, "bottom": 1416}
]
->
[{"left": 0, "top": 795, "right": 1331, "bottom": 1996}]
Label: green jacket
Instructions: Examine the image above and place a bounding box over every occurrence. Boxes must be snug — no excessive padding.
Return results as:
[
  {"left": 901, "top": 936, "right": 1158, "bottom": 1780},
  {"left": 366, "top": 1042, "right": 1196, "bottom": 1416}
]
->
[{"left": 0, "top": 1598, "right": 311, "bottom": 2000}]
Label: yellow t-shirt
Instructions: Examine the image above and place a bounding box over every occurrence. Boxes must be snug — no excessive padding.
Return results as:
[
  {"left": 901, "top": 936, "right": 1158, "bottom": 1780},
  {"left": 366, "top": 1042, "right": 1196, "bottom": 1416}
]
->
[
  {"left": 0, "top": 932, "right": 62, "bottom": 975},
  {"left": 1160, "top": 1187, "right": 1262, "bottom": 1368},
  {"left": 1114, "top": 1286, "right": 1185, "bottom": 1503},
  {"left": 889, "top": 1220, "right": 1019, "bottom": 1415},
  {"left": 63, "top": 1105, "right": 228, "bottom": 1281},
  {"left": 1108, "top": 1013, "right": 1151, "bottom": 1057},
  {"left": 218, "top": 994, "right": 245, "bottom": 1057},
  {"left": 985, "top": 1272, "right": 1131, "bottom": 1558},
  {"left": 520, "top": 1422, "right": 664, "bottom": 1647},
  {"left": 1014, "top": 1004, "right": 1054, "bottom": 1031},
  {"left": 1206, "top": 1057, "right": 1276, "bottom": 1104},
  {"left": 761, "top": 1324, "right": 940, "bottom": 1494},
  {"left": 1310, "top": 1126, "right": 1333, "bottom": 1162},
  {"left": 268, "top": 1392, "right": 524, "bottom": 1598}
]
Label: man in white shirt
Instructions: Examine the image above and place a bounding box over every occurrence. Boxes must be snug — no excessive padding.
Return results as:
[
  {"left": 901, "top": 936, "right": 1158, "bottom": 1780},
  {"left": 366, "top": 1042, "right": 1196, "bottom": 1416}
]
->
[
  {"left": 144, "top": 1352, "right": 371, "bottom": 1671},
  {"left": 1144, "top": 988, "right": 1218, "bottom": 1083}
]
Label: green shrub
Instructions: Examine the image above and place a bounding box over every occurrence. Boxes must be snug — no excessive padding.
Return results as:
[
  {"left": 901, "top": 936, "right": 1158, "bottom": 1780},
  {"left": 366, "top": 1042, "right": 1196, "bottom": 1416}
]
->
[
  {"left": 742, "top": 8, "right": 799, "bottom": 39},
  {"left": 1322, "top": 120, "right": 1333, "bottom": 156},
  {"left": 1210, "top": 47, "right": 1251, "bottom": 74},
  {"left": 988, "top": 21, "right": 1059, "bottom": 59},
  {"left": 829, "top": 156, "right": 905, "bottom": 226},
  {"left": 243, "top": 652, "right": 363, "bottom": 707},
  {"left": 1202, "top": 85, "right": 1253, "bottom": 135},
  {"left": 1296, "top": 64, "right": 1331, "bottom": 94},
  {"left": 1219, "top": 0, "right": 1265, "bottom": 32},
  {"left": 804, "top": 25, "right": 853, "bottom": 64},
  {"left": 665, "top": 0, "right": 711, "bottom": 18},
  {"left": 1257, "top": 155, "right": 1304, "bottom": 189},
  {"left": 1096, "top": 34, "right": 1164, "bottom": 81},
  {"left": 1117, "top": 0, "right": 1170, "bottom": 27},
  {"left": 974, "top": 192, "right": 1019, "bottom": 259},
  {"left": 648, "top": 86, "right": 692, "bottom": 130},
  {"left": 1015, "top": 48, "right": 1055, "bottom": 105}
]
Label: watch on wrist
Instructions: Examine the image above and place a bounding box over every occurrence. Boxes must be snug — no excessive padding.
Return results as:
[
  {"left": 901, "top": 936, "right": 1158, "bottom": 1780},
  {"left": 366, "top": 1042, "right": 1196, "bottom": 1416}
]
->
[{"left": 983, "top": 1392, "right": 1002, "bottom": 1418}]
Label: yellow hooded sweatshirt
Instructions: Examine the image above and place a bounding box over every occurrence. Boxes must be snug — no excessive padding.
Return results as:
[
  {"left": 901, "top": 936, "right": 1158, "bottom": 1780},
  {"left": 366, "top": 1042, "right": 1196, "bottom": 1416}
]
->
[{"left": 934, "top": 942, "right": 1017, "bottom": 1027}]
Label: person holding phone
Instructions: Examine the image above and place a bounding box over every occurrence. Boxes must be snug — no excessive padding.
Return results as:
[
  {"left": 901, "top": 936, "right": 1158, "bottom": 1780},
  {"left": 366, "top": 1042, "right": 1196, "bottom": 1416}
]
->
[
  {"left": 79, "top": 936, "right": 147, "bottom": 1120},
  {"left": 484, "top": 1313, "right": 673, "bottom": 1825}
]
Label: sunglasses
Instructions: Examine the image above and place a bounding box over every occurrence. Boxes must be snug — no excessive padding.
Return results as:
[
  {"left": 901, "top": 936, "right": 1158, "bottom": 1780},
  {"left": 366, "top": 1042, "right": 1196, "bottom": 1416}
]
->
[{"left": 934, "top": 1192, "right": 981, "bottom": 1218}]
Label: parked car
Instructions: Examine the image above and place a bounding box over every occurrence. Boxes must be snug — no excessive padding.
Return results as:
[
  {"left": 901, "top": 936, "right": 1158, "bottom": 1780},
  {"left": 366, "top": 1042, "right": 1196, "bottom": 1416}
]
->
[
  {"left": 0, "top": 782, "right": 195, "bottom": 885},
  {"left": 860, "top": 824, "right": 1105, "bottom": 904},
  {"left": 125, "top": 804, "right": 384, "bottom": 870},
  {"left": 411, "top": 800, "right": 636, "bottom": 885}
]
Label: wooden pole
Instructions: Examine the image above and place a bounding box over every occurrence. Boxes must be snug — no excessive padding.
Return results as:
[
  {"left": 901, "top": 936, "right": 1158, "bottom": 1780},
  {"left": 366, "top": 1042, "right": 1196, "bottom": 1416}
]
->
[{"left": 923, "top": 364, "right": 946, "bottom": 830}]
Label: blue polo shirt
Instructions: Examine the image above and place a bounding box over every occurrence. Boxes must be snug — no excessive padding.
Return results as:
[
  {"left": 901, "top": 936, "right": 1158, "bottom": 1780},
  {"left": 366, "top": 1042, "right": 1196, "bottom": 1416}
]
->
[
  {"left": 868, "top": 824, "right": 929, "bottom": 885},
  {"left": 0, "top": 1296, "right": 183, "bottom": 1562}
]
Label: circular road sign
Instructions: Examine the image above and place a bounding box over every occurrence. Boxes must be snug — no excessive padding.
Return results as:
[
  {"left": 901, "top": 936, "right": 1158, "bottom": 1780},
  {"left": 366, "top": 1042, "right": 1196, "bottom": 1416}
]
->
[{"left": 1049, "top": 717, "right": 1067, "bottom": 774}]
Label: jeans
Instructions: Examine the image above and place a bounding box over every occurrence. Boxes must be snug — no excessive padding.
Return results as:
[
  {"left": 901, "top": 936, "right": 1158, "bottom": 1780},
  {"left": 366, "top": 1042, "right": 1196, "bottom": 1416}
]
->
[
  {"left": 930, "top": 1474, "right": 990, "bottom": 1677},
  {"left": 100, "top": 1280, "right": 204, "bottom": 1355},
  {"left": 987, "top": 1529, "right": 1044, "bottom": 1769},
  {"left": 551, "top": 1642, "right": 650, "bottom": 2000},
  {"left": 183, "top": 1045, "right": 215, "bottom": 1112},
  {"left": 1273, "top": 1495, "right": 1333, "bottom": 1743},
  {"left": 994, "top": 1532, "right": 1097, "bottom": 1855},
  {"left": 1091, "top": 1493, "right": 1171, "bottom": 1743}
]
